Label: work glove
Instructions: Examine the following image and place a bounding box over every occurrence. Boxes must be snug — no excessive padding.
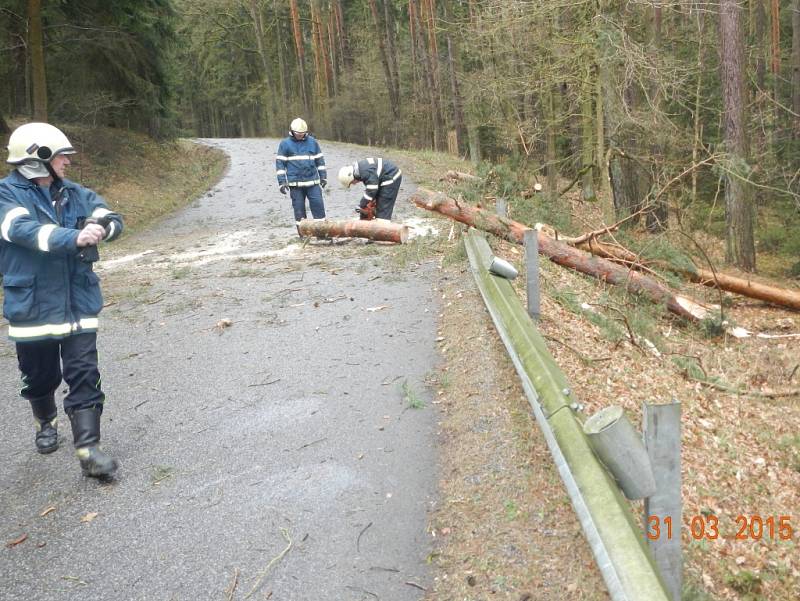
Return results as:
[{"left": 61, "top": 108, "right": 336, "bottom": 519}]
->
[
  {"left": 279, "top": 185, "right": 288, "bottom": 195},
  {"left": 320, "top": 179, "right": 327, "bottom": 189}
]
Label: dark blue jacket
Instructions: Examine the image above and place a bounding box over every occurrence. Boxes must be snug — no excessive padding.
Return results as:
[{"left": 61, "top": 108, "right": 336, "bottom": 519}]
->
[
  {"left": 275, "top": 135, "right": 326, "bottom": 187},
  {"left": 0, "top": 169, "right": 123, "bottom": 341},
  {"left": 354, "top": 158, "right": 402, "bottom": 204}
]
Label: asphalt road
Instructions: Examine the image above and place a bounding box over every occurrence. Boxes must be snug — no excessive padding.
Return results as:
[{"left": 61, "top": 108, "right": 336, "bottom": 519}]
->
[{"left": 0, "top": 138, "right": 440, "bottom": 601}]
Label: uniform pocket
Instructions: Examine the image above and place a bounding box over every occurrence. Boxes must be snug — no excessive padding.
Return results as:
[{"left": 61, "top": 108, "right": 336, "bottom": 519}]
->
[
  {"left": 71, "top": 270, "right": 103, "bottom": 316},
  {"left": 2, "top": 274, "right": 39, "bottom": 322}
]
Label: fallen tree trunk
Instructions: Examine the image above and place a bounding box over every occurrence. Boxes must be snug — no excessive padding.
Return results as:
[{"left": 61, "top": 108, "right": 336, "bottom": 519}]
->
[
  {"left": 410, "top": 188, "right": 713, "bottom": 321},
  {"left": 297, "top": 218, "right": 409, "bottom": 243},
  {"left": 564, "top": 237, "right": 800, "bottom": 312},
  {"left": 440, "top": 170, "right": 481, "bottom": 183}
]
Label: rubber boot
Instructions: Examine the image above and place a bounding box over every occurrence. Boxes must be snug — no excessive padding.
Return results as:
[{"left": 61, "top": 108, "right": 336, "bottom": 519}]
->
[
  {"left": 30, "top": 395, "right": 59, "bottom": 454},
  {"left": 68, "top": 407, "right": 118, "bottom": 479}
]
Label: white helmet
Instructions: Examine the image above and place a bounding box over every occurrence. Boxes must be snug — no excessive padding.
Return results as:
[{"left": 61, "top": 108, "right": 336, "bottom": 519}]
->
[
  {"left": 338, "top": 164, "right": 356, "bottom": 188},
  {"left": 7, "top": 122, "right": 75, "bottom": 179},
  {"left": 290, "top": 118, "right": 308, "bottom": 135}
]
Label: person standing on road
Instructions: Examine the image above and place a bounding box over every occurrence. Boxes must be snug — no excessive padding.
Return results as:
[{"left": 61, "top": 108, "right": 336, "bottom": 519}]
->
[
  {"left": 275, "top": 118, "right": 327, "bottom": 237},
  {"left": 0, "top": 122, "right": 123, "bottom": 479},
  {"left": 337, "top": 157, "right": 402, "bottom": 221}
]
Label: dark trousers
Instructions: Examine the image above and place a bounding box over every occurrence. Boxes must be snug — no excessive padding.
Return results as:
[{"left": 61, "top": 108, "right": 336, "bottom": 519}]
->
[
  {"left": 375, "top": 177, "right": 402, "bottom": 220},
  {"left": 289, "top": 185, "right": 326, "bottom": 221},
  {"left": 16, "top": 332, "right": 104, "bottom": 413}
]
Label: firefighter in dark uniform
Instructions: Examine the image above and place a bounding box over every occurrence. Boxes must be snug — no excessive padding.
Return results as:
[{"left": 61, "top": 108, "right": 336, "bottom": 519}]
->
[
  {"left": 275, "top": 117, "right": 327, "bottom": 236},
  {"left": 0, "top": 122, "right": 123, "bottom": 479},
  {"left": 337, "top": 157, "right": 403, "bottom": 220}
]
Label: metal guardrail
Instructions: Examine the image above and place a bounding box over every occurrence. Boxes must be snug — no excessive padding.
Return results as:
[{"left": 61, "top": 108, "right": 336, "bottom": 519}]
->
[{"left": 464, "top": 229, "right": 671, "bottom": 601}]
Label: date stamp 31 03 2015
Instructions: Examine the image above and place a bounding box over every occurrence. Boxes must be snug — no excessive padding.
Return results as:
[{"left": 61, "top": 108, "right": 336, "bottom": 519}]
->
[{"left": 646, "top": 514, "right": 794, "bottom": 541}]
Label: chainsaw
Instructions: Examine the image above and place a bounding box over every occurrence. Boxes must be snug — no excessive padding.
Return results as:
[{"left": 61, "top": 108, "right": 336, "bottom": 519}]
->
[{"left": 355, "top": 199, "right": 377, "bottom": 220}]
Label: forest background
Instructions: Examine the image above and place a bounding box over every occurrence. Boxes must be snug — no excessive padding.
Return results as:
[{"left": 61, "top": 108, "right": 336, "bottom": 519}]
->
[{"left": 1, "top": 0, "right": 799, "bottom": 277}]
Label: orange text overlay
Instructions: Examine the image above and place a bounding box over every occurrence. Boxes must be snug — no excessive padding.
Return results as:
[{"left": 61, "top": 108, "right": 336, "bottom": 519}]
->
[{"left": 646, "top": 515, "right": 793, "bottom": 541}]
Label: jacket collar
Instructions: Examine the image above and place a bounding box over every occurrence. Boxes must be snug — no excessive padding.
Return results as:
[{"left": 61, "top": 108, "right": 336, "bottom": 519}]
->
[{"left": 7, "top": 169, "right": 37, "bottom": 188}]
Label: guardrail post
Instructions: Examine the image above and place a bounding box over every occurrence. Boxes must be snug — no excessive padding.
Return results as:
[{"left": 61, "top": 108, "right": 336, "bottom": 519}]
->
[
  {"left": 584, "top": 406, "right": 656, "bottom": 500},
  {"left": 523, "top": 229, "right": 540, "bottom": 320},
  {"left": 643, "top": 401, "right": 682, "bottom": 601}
]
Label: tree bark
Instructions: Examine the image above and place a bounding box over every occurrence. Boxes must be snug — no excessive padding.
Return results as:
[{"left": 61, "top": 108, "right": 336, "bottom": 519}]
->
[
  {"left": 28, "top": 0, "right": 47, "bottom": 121},
  {"left": 409, "top": 188, "right": 712, "bottom": 321},
  {"left": 383, "top": 0, "right": 401, "bottom": 122},
  {"left": 754, "top": 0, "right": 767, "bottom": 90},
  {"left": 274, "top": 0, "right": 289, "bottom": 109},
  {"left": 646, "top": 0, "right": 666, "bottom": 232},
  {"left": 546, "top": 83, "right": 558, "bottom": 201},
  {"left": 367, "top": 0, "right": 399, "bottom": 120},
  {"left": 297, "top": 219, "right": 409, "bottom": 243},
  {"left": 443, "top": 0, "right": 465, "bottom": 155},
  {"left": 289, "top": 0, "right": 309, "bottom": 111},
  {"left": 558, "top": 233, "right": 800, "bottom": 311},
  {"left": 249, "top": 0, "right": 276, "bottom": 132},
  {"left": 719, "top": 0, "right": 756, "bottom": 270},
  {"left": 409, "top": 0, "right": 443, "bottom": 149},
  {"left": 581, "top": 66, "right": 597, "bottom": 202},
  {"left": 792, "top": 0, "right": 800, "bottom": 138}
]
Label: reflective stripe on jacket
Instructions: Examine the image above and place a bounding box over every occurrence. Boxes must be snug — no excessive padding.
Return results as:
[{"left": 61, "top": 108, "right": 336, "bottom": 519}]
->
[
  {"left": 354, "top": 158, "right": 402, "bottom": 203},
  {"left": 0, "top": 170, "right": 123, "bottom": 341},
  {"left": 275, "top": 135, "right": 326, "bottom": 187}
]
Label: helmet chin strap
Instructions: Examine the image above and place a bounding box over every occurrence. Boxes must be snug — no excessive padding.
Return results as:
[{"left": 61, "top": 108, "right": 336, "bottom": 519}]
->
[{"left": 43, "top": 160, "right": 67, "bottom": 216}]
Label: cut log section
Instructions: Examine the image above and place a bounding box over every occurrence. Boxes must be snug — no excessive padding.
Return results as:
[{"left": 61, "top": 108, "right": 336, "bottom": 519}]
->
[
  {"left": 410, "top": 188, "right": 714, "bottom": 322},
  {"left": 297, "top": 218, "right": 409, "bottom": 244}
]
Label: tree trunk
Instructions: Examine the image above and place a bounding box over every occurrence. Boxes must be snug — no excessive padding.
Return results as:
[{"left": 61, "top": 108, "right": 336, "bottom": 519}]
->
[
  {"left": 467, "top": 123, "right": 482, "bottom": 164},
  {"left": 443, "top": 0, "right": 465, "bottom": 155},
  {"left": 719, "top": 0, "right": 756, "bottom": 271},
  {"left": 691, "top": 11, "right": 706, "bottom": 211},
  {"left": 326, "top": 8, "right": 338, "bottom": 97},
  {"left": 289, "top": 0, "right": 309, "bottom": 112},
  {"left": 310, "top": 1, "right": 328, "bottom": 104},
  {"left": 28, "top": 0, "right": 47, "bottom": 121},
  {"left": 581, "top": 67, "right": 596, "bottom": 202},
  {"left": 409, "top": 0, "right": 443, "bottom": 149},
  {"left": 546, "top": 84, "right": 558, "bottom": 201},
  {"left": 646, "top": 0, "right": 666, "bottom": 232},
  {"left": 409, "top": 188, "right": 712, "bottom": 322},
  {"left": 754, "top": 0, "right": 767, "bottom": 90},
  {"left": 557, "top": 233, "right": 800, "bottom": 311},
  {"left": 333, "top": 0, "right": 350, "bottom": 68},
  {"left": 792, "top": 0, "right": 800, "bottom": 138},
  {"left": 383, "top": 0, "right": 401, "bottom": 122},
  {"left": 770, "top": 0, "right": 781, "bottom": 80},
  {"left": 0, "top": 112, "right": 9, "bottom": 134},
  {"left": 367, "top": 0, "right": 399, "bottom": 120},
  {"left": 249, "top": 0, "right": 276, "bottom": 132},
  {"left": 297, "top": 219, "right": 409, "bottom": 243},
  {"left": 274, "top": 0, "right": 289, "bottom": 112},
  {"left": 595, "top": 3, "right": 611, "bottom": 204}
]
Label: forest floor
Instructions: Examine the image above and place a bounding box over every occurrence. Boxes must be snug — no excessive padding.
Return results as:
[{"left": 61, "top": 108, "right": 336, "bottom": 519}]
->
[
  {"left": 4, "top": 125, "right": 795, "bottom": 600},
  {"left": 392, "top": 151, "right": 800, "bottom": 601}
]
